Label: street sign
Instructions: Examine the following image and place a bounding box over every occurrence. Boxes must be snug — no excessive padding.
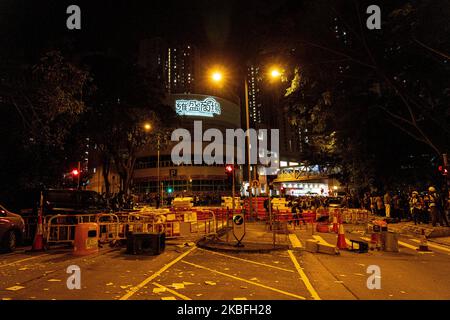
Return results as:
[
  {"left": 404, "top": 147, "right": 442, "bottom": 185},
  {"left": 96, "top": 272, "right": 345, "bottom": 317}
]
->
[
  {"left": 232, "top": 213, "right": 245, "bottom": 243},
  {"left": 251, "top": 180, "right": 260, "bottom": 188}
]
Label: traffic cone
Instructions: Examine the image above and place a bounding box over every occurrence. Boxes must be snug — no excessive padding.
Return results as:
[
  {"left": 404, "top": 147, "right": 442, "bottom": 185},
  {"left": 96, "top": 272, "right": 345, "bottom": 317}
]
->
[
  {"left": 336, "top": 223, "right": 348, "bottom": 250},
  {"left": 417, "top": 229, "right": 431, "bottom": 252},
  {"left": 31, "top": 214, "right": 45, "bottom": 251},
  {"left": 332, "top": 216, "right": 338, "bottom": 233}
]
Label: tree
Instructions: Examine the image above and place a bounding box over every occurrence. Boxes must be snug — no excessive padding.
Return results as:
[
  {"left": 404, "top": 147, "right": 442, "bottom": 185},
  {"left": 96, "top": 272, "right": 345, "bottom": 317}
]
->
[
  {"left": 0, "top": 51, "right": 91, "bottom": 206},
  {"left": 81, "top": 55, "right": 175, "bottom": 196},
  {"left": 255, "top": 0, "right": 449, "bottom": 190}
]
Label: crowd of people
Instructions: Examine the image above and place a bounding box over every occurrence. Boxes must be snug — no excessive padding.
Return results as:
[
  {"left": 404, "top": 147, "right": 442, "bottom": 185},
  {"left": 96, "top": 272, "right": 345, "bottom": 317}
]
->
[{"left": 126, "top": 185, "right": 450, "bottom": 228}]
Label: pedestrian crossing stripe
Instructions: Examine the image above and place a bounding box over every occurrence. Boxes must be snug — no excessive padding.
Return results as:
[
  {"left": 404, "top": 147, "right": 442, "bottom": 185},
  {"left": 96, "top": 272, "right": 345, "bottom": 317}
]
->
[
  {"left": 289, "top": 234, "right": 303, "bottom": 248},
  {"left": 312, "top": 235, "right": 333, "bottom": 246},
  {"left": 411, "top": 239, "right": 450, "bottom": 253},
  {"left": 397, "top": 241, "right": 419, "bottom": 251}
]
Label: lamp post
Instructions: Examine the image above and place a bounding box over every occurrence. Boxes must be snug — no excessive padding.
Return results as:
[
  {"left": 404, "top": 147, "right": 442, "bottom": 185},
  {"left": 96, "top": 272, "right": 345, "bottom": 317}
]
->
[
  {"left": 144, "top": 123, "right": 162, "bottom": 205},
  {"left": 209, "top": 66, "right": 283, "bottom": 228}
]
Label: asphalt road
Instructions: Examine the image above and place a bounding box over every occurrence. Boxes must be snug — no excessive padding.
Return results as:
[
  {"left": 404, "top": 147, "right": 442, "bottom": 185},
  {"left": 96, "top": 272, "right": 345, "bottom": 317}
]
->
[{"left": 1, "top": 228, "right": 449, "bottom": 300}]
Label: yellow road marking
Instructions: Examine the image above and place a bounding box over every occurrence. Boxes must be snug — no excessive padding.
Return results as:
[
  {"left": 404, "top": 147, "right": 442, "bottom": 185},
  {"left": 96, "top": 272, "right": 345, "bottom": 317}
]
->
[
  {"left": 289, "top": 234, "right": 303, "bottom": 248},
  {"left": 119, "top": 246, "right": 197, "bottom": 300},
  {"left": 287, "top": 250, "right": 321, "bottom": 300},
  {"left": 397, "top": 241, "right": 419, "bottom": 251},
  {"left": 152, "top": 282, "right": 191, "bottom": 300},
  {"left": 411, "top": 240, "right": 450, "bottom": 253},
  {"left": 0, "top": 254, "right": 49, "bottom": 268},
  {"left": 312, "top": 235, "right": 332, "bottom": 246},
  {"left": 181, "top": 260, "right": 306, "bottom": 300},
  {"left": 361, "top": 237, "right": 433, "bottom": 254},
  {"left": 197, "top": 248, "right": 294, "bottom": 273}
]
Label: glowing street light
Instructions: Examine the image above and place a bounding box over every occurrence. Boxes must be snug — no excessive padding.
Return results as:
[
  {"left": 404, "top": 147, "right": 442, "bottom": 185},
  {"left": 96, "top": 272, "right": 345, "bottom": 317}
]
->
[
  {"left": 211, "top": 71, "right": 223, "bottom": 83},
  {"left": 270, "top": 68, "right": 281, "bottom": 79},
  {"left": 143, "top": 123, "right": 152, "bottom": 131}
]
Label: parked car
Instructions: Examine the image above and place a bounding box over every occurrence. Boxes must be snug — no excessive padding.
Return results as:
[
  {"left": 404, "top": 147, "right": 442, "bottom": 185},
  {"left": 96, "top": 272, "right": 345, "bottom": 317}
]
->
[
  {"left": 20, "top": 189, "right": 108, "bottom": 216},
  {"left": 0, "top": 204, "right": 25, "bottom": 252},
  {"left": 327, "top": 197, "right": 344, "bottom": 208}
]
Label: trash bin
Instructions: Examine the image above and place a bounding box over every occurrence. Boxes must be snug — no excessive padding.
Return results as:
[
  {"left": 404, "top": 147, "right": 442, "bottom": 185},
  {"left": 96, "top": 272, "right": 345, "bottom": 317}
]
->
[
  {"left": 382, "top": 231, "right": 399, "bottom": 252},
  {"left": 74, "top": 223, "right": 99, "bottom": 256},
  {"left": 126, "top": 232, "right": 165, "bottom": 255}
]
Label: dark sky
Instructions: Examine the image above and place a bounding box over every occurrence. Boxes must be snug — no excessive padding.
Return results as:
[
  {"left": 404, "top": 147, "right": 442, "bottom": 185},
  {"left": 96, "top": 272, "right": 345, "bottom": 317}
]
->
[{"left": 0, "top": 0, "right": 297, "bottom": 64}]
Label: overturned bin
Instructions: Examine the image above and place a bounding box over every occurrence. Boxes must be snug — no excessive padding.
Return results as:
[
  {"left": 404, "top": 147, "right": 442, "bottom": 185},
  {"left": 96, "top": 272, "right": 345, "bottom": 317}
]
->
[{"left": 126, "top": 232, "right": 165, "bottom": 255}]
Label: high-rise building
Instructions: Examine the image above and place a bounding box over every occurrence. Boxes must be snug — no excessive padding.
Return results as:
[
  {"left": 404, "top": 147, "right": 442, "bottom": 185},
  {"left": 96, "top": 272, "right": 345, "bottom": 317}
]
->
[
  {"left": 138, "top": 39, "right": 198, "bottom": 94},
  {"left": 246, "top": 65, "right": 263, "bottom": 127}
]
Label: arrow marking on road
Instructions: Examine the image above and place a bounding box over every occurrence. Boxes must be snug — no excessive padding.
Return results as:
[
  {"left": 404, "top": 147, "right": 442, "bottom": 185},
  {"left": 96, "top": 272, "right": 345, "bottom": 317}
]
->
[
  {"left": 312, "top": 235, "right": 333, "bottom": 246},
  {"left": 119, "top": 246, "right": 197, "bottom": 300},
  {"left": 181, "top": 260, "right": 306, "bottom": 300},
  {"left": 197, "top": 248, "right": 295, "bottom": 273},
  {"left": 152, "top": 282, "right": 191, "bottom": 300}
]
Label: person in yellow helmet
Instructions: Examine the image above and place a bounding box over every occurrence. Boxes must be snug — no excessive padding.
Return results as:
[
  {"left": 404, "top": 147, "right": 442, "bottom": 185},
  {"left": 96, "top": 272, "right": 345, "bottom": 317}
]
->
[{"left": 428, "top": 186, "right": 449, "bottom": 227}]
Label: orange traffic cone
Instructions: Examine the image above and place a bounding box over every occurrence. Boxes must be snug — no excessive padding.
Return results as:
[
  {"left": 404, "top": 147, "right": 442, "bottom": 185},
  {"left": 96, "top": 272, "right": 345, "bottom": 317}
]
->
[
  {"left": 336, "top": 223, "right": 347, "bottom": 250},
  {"left": 332, "top": 216, "right": 338, "bottom": 233},
  {"left": 31, "top": 214, "right": 45, "bottom": 251},
  {"left": 417, "top": 229, "right": 431, "bottom": 252}
]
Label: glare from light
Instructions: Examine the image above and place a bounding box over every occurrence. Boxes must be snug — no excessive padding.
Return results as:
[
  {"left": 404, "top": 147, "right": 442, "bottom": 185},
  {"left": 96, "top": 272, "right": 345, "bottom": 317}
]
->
[
  {"left": 212, "top": 71, "right": 223, "bottom": 82},
  {"left": 271, "top": 68, "right": 281, "bottom": 78}
]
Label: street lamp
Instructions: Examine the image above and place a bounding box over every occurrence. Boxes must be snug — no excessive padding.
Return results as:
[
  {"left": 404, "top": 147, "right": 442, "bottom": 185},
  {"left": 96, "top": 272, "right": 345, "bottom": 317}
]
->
[
  {"left": 270, "top": 68, "right": 282, "bottom": 79},
  {"left": 143, "top": 122, "right": 162, "bottom": 205},
  {"left": 207, "top": 65, "right": 284, "bottom": 221}
]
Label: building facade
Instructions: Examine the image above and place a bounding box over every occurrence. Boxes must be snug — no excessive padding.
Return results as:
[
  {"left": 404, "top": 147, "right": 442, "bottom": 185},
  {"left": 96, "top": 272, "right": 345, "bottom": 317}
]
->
[{"left": 132, "top": 93, "right": 242, "bottom": 197}]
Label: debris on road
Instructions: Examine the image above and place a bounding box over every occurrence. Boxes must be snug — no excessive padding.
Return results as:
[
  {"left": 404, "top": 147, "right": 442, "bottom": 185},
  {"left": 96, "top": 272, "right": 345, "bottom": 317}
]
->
[
  {"left": 153, "top": 287, "right": 166, "bottom": 294},
  {"left": 6, "top": 285, "right": 25, "bottom": 291},
  {"left": 48, "top": 279, "right": 62, "bottom": 282},
  {"left": 204, "top": 281, "right": 216, "bottom": 286},
  {"left": 161, "top": 296, "right": 176, "bottom": 300},
  {"left": 170, "top": 283, "right": 185, "bottom": 289}
]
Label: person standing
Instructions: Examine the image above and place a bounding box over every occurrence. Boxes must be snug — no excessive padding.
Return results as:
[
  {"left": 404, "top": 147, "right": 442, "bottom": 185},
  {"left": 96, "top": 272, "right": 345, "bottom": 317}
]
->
[
  {"left": 428, "top": 186, "right": 449, "bottom": 227},
  {"left": 376, "top": 195, "right": 384, "bottom": 216},
  {"left": 409, "top": 191, "right": 423, "bottom": 225},
  {"left": 384, "top": 191, "right": 392, "bottom": 218}
]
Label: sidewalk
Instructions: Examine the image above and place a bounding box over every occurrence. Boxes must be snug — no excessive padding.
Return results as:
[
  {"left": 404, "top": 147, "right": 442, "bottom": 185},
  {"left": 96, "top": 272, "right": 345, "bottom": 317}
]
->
[
  {"left": 197, "top": 221, "right": 290, "bottom": 253},
  {"left": 386, "top": 221, "right": 450, "bottom": 238}
]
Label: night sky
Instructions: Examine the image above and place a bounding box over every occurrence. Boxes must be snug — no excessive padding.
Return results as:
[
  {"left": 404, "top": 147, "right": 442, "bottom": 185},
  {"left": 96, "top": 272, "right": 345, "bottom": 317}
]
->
[{"left": 0, "top": 0, "right": 300, "bottom": 65}]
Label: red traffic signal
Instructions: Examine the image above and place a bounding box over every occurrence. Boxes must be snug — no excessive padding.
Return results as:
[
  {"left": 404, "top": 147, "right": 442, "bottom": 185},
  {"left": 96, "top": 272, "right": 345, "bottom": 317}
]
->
[
  {"left": 225, "top": 164, "right": 234, "bottom": 175},
  {"left": 439, "top": 166, "right": 448, "bottom": 176},
  {"left": 71, "top": 169, "right": 80, "bottom": 176}
]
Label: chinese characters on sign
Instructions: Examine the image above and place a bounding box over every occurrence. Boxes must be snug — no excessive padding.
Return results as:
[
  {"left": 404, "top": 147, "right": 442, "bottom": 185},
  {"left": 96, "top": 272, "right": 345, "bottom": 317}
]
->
[{"left": 175, "top": 97, "right": 221, "bottom": 117}]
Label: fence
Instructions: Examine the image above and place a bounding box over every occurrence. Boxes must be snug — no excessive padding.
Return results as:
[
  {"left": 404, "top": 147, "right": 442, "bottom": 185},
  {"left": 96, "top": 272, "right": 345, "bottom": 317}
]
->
[{"left": 35, "top": 209, "right": 217, "bottom": 247}]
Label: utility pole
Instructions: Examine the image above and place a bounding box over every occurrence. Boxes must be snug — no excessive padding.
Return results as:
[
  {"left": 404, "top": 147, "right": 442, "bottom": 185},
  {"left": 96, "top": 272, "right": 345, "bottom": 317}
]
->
[
  {"left": 244, "top": 78, "right": 253, "bottom": 220},
  {"left": 77, "top": 161, "right": 81, "bottom": 189}
]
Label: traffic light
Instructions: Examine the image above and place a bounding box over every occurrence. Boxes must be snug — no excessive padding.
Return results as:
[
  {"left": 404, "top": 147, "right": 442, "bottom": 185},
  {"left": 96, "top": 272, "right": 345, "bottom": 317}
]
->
[
  {"left": 280, "top": 186, "right": 286, "bottom": 195},
  {"left": 225, "top": 164, "right": 234, "bottom": 176},
  {"left": 71, "top": 169, "right": 80, "bottom": 176},
  {"left": 167, "top": 187, "right": 173, "bottom": 194},
  {"left": 439, "top": 165, "right": 448, "bottom": 176}
]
